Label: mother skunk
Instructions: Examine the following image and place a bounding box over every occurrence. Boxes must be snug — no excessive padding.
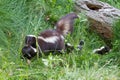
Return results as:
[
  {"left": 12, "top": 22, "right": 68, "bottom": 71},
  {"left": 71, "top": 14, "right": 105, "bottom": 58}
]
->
[{"left": 22, "top": 13, "right": 81, "bottom": 60}]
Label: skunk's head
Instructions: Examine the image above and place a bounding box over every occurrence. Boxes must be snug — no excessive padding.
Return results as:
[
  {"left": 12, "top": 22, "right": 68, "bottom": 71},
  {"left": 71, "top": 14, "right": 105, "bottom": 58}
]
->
[
  {"left": 22, "top": 45, "right": 37, "bottom": 59},
  {"left": 25, "top": 35, "right": 36, "bottom": 48},
  {"left": 77, "top": 40, "right": 84, "bottom": 50},
  {"left": 22, "top": 35, "right": 37, "bottom": 59},
  {"left": 55, "top": 13, "right": 79, "bottom": 36}
]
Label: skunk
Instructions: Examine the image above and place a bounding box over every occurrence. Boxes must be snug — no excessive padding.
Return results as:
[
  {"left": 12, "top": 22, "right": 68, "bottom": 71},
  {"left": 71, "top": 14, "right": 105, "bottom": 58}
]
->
[
  {"left": 93, "top": 46, "right": 111, "bottom": 55},
  {"left": 22, "top": 13, "right": 80, "bottom": 60}
]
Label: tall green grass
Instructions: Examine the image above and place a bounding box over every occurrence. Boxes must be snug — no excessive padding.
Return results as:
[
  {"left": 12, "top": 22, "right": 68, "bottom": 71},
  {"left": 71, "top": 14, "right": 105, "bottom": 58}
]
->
[{"left": 0, "top": 0, "right": 120, "bottom": 79}]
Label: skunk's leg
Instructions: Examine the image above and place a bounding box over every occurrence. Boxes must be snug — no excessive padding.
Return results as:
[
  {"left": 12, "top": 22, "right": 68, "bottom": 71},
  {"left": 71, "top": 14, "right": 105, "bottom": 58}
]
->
[
  {"left": 65, "top": 40, "right": 84, "bottom": 53},
  {"left": 65, "top": 43, "right": 74, "bottom": 53}
]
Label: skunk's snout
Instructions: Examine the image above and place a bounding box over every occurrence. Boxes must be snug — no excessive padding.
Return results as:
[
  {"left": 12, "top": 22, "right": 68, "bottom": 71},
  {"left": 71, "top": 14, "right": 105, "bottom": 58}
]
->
[{"left": 22, "top": 45, "right": 37, "bottom": 59}]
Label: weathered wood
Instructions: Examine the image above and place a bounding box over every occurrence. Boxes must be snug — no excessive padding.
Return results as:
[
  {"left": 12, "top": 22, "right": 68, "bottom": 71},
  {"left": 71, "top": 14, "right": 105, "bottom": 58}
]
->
[{"left": 75, "top": 0, "right": 120, "bottom": 48}]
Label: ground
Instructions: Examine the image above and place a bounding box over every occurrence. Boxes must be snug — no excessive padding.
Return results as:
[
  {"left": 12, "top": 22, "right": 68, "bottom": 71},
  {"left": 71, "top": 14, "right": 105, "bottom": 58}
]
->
[{"left": 0, "top": 0, "right": 120, "bottom": 80}]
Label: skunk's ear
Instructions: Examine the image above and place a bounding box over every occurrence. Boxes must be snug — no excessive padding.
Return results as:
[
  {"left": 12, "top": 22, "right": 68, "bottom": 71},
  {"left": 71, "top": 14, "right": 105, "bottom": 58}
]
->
[
  {"left": 55, "top": 13, "right": 79, "bottom": 36},
  {"left": 25, "top": 35, "right": 36, "bottom": 48}
]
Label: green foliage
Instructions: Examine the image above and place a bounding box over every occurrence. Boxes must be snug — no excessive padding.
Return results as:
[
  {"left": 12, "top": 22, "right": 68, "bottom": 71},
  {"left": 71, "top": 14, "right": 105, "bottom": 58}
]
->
[
  {"left": 0, "top": 0, "right": 120, "bottom": 79},
  {"left": 113, "top": 20, "right": 120, "bottom": 50},
  {"left": 100, "top": 0, "right": 120, "bottom": 8}
]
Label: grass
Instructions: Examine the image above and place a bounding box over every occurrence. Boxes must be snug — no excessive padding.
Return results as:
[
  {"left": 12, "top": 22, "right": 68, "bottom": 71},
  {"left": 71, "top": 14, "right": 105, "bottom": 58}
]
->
[{"left": 0, "top": 0, "right": 120, "bottom": 80}]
